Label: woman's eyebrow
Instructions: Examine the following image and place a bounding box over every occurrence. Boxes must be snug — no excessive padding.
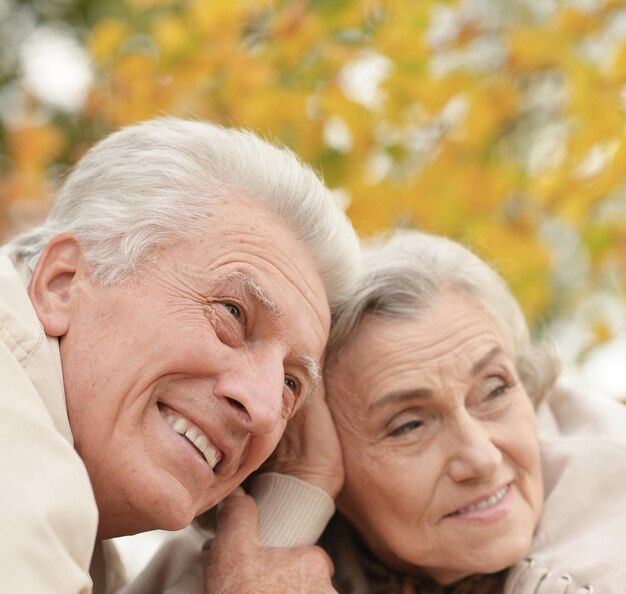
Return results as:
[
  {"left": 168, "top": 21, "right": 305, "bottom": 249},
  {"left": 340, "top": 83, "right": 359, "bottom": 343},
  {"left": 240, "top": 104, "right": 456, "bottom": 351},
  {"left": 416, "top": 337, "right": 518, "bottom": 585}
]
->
[
  {"left": 471, "top": 346, "right": 504, "bottom": 376},
  {"left": 367, "top": 388, "right": 432, "bottom": 413}
]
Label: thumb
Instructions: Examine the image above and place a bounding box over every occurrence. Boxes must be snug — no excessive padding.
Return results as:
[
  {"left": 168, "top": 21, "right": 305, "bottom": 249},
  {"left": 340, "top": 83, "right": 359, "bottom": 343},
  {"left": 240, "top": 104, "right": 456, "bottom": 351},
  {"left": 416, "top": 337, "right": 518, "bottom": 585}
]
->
[{"left": 213, "top": 487, "right": 260, "bottom": 548}]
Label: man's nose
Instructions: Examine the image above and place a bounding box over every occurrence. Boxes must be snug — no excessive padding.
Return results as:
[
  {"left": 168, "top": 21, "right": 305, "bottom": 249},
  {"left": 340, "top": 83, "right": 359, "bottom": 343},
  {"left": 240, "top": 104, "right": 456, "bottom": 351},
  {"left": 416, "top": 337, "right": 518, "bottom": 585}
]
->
[
  {"left": 445, "top": 411, "right": 502, "bottom": 483},
  {"left": 213, "top": 349, "right": 285, "bottom": 436}
]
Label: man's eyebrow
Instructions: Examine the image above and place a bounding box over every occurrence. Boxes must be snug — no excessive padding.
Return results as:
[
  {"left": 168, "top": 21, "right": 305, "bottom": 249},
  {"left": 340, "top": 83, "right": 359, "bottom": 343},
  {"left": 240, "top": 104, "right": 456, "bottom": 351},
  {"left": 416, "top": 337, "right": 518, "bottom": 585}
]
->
[
  {"left": 367, "top": 388, "right": 432, "bottom": 413},
  {"left": 300, "top": 354, "right": 321, "bottom": 386},
  {"left": 226, "top": 272, "right": 319, "bottom": 384},
  {"left": 226, "top": 272, "right": 280, "bottom": 319},
  {"left": 471, "top": 346, "right": 503, "bottom": 376}
]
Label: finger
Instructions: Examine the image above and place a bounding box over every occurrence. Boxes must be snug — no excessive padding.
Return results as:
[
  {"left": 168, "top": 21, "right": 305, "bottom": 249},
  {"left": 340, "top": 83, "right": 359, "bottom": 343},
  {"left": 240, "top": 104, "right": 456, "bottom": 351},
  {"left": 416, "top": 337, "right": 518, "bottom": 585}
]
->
[
  {"left": 304, "top": 545, "right": 336, "bottom": 578},
  {"left": 213, "top": 488, "right": 260, "bottom": 548}
]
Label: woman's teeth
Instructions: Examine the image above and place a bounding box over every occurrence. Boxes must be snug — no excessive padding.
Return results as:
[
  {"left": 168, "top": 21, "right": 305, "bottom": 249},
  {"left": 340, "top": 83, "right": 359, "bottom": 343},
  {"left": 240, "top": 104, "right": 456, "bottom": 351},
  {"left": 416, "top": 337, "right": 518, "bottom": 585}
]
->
[
  {"left": 454, "top": 485, "right": 509, "bottom": 515},
  {"left": 164, "top": 412, "right": 221, "bottom": 469}
]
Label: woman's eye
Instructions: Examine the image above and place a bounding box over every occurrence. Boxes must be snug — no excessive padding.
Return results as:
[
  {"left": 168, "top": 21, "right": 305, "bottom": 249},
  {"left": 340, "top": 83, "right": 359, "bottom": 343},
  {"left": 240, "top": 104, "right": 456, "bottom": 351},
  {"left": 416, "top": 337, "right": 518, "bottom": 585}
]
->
[
  {"left": 284, "top": 377, "right": 299, "bottom": 393},
  {"left": 389, "top": 419, "right": 422, "bottom": 437},
  {"left": 489, "top": 384, "right": 507, "bottom": 398},
  {"left": 487, "top": 379, "right": 515, "bottom": 399},
  {"left": 223, "top": 303, "right": 241, "bottom": 320}
]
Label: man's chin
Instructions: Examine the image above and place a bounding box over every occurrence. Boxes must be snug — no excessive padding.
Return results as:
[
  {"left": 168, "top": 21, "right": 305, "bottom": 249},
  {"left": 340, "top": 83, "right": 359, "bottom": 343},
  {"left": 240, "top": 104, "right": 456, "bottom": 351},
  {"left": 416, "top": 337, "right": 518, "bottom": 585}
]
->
[{"left": 97, "top": 494, "right": 199, "bottom": 539}]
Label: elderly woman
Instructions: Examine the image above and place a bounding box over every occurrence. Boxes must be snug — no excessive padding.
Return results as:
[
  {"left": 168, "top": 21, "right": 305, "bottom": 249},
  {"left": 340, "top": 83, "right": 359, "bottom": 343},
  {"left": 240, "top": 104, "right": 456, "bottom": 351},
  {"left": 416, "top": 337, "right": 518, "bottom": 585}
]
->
[
  {"left": 245, "top": 228, "right": 626, "bottom": 594},
  {"left": 302, "top": 229, "right": 626, "bottom": 594},
  {"left": 127, "top": 229, "right": 626, "bottom": 594}
]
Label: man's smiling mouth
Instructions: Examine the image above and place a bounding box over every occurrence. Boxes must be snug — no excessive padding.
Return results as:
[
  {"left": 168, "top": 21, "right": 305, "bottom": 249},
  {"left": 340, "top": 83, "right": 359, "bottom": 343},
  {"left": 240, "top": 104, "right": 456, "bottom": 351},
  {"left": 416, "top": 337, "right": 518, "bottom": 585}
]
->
[{"left": 158, "top": 404, "right": 222, "bottom": 469}]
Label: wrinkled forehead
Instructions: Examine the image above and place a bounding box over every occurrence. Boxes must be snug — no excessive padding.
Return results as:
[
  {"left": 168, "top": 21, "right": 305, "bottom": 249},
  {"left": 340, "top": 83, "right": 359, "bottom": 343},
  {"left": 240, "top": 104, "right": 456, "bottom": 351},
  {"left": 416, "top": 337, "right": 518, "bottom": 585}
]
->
[{"left": 324, "top": 292, "right": 516, "bottom": 402}]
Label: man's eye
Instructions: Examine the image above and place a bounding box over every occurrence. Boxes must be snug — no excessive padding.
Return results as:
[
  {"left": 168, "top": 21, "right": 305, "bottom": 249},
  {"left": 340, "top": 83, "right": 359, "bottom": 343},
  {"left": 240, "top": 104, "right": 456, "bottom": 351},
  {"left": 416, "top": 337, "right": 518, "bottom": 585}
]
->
[
  {"left": 223, "top": 303, "right": 241, "bottom": 319},
  {"left": 284, "top": 377, "right": 298, "bottom": 393}
]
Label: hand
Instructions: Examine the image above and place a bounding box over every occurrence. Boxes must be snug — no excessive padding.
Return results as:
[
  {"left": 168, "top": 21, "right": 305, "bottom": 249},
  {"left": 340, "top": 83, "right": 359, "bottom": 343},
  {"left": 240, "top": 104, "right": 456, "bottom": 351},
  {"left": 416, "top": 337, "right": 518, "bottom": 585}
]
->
[
  {"left": 203, "top": 489, "right": 337, "bottom": 594},
  {"left": 262, "top": 381, "right": 344, "bottom": 498}
]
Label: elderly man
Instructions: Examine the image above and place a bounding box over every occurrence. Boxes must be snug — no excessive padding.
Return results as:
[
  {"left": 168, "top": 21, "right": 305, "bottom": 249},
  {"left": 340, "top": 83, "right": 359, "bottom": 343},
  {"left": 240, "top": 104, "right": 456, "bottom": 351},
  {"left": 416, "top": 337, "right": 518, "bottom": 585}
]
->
[{"left": 0, "top": 117, "right": 359, "bottom": 593}]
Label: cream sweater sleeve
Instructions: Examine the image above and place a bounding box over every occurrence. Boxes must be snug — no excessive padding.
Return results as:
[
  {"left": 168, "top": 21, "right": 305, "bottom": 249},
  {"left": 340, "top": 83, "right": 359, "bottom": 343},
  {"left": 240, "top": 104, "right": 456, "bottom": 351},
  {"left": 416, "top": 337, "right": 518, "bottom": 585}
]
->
[{"left": 251, "top": 472, "right": 335, "bottom": 547}]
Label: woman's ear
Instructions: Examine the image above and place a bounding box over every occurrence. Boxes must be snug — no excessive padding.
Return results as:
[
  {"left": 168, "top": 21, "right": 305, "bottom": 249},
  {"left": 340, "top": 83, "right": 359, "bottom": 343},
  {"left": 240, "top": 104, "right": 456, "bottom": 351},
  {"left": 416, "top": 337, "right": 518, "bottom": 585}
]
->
[{"left": 28, "top": 233, "right": 84, "bottom": 337}]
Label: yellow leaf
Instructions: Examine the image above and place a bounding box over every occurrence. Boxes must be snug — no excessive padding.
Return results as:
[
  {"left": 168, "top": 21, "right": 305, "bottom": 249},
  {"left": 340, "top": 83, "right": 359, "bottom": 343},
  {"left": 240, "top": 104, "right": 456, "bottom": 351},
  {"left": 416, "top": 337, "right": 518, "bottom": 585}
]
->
[
  {"left": 567, "top": 62, "right": 626, "bottom": 144},
  {"left": 3, "top": 121, "right": 65, "bottom": 204},
  {"left": 187, "top": 0, "right": 245, "bottom": 37},
  {"left": 411, "top": 74, "right": 466, "bottom": 116},
  {"left": 591, "top": 320, "right": 612, "bottom": 344},
  {"left": 603, "top": 0, "right": 626, "bottom": 10},
  {"left": 8, "top": 122, "right": 65, "bottom": 172},
  {"left": 609, "top": 43, "right": 626, "bottom": 81},
  {"left": 507, "top": 27, "right": 567, "bottom": 71},
  {"left": 107, "top": 53, "right": 161, "bottom": 125},
  {"left": 557, "top": 7, "right": 602, "bottom": 36},
  {"left": 468, "top": 222, "right": 552, "bottom": 324},
  {"left": 269, "top": 7, "right": 324, "bottom": 70},
  {"left": 127, "top": 0, "right": 177, "bottom": 8},
  {"left": 88, "top": 18, "right": 130, "bottom": 61},
  {"left": 152, "top": 14, "right": 192, "bottom": 58},
  {"left": 345, "top": 179, "right": 406, "bottom": 236},
  {"left": 462, "top": 81, "right": 518, "bottom": 147}
]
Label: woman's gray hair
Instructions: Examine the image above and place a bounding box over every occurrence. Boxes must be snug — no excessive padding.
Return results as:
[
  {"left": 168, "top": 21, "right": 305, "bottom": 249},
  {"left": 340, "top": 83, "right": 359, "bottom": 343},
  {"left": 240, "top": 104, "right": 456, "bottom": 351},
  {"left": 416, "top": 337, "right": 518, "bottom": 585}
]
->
[
  {"left": 1, "top": 117, "right": 359, "bottom": 309},
  {"left": 328, "top": 229, "right": 559, "bottom": 404}
]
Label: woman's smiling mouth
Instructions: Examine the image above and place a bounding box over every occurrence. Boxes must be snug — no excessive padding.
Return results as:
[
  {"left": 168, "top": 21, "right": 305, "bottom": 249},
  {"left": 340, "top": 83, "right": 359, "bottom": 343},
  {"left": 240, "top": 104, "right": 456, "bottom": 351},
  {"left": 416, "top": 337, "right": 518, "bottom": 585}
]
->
[{"left": 446, "top": 483, "right": 513, "bottom": 521}]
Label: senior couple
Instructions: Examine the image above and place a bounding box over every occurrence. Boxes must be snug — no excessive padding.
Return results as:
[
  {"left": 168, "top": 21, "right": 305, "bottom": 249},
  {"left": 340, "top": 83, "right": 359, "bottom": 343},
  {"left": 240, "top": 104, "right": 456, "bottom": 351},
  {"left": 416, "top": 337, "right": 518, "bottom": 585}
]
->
[{"left": 1, "top": 117, "right": 625, "bottom": 594}]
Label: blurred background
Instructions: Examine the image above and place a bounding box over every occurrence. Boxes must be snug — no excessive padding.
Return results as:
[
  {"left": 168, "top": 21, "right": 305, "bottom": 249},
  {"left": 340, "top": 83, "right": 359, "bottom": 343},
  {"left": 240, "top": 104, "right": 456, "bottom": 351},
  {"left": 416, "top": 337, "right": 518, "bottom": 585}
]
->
[{"left": 1, "top": 0, "right": 625, "bottom": 575}]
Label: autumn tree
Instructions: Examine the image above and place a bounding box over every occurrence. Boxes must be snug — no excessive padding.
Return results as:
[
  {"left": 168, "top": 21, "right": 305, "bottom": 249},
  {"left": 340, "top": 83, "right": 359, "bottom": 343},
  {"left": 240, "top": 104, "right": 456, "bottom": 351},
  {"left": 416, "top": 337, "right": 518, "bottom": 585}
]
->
[{"left": 1, "top": 0, "right": 625, "bottom": 367}]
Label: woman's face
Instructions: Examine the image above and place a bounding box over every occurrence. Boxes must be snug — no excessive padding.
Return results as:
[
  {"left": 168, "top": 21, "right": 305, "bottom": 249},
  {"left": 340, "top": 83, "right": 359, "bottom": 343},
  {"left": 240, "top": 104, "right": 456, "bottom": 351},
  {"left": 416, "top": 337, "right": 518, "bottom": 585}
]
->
[{"left": 327, "top": 290, "right": 543, "bottom": 585}]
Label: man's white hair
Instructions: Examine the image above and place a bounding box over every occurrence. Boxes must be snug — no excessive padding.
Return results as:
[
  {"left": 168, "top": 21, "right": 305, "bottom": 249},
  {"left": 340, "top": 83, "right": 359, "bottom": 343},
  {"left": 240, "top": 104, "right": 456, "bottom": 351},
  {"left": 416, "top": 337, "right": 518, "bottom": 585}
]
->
[
  {"left": 1, "top": 117, "right": 360, "bottom": 309},
  {"left": 328, "top": 229, "right": 559, "bottom": 404}
]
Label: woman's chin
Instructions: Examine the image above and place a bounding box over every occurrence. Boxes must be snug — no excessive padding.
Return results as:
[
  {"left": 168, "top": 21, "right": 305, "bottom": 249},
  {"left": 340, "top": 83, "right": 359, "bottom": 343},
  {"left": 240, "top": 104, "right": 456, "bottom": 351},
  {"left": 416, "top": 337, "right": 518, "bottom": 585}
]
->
[{"left": 389, "top": 538, "right": 531, "bottom": 587}]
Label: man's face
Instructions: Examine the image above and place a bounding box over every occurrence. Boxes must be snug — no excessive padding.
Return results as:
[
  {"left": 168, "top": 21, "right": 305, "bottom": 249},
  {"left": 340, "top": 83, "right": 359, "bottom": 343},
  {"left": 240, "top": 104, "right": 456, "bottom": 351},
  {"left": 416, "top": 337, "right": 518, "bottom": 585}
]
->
[{"left": 53, "top": 198, "right": 330, "bottom": 538}]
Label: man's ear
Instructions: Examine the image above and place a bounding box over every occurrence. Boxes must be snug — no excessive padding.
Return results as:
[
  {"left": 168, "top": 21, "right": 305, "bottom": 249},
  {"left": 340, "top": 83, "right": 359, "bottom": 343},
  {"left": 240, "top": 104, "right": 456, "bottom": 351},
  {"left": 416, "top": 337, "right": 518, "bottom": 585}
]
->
[{"left": 28, "top": 233, "right": 84, "bottom": 337}]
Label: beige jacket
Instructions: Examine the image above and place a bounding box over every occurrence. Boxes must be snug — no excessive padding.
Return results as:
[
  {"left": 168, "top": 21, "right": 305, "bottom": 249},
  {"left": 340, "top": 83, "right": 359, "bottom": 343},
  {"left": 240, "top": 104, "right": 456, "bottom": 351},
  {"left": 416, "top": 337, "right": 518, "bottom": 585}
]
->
[
  {"left": 505, "top": 385, "right": 626, "bottom": 593},
  {"left": 0, "top": 255, "right": 99, "bottom": 593}
]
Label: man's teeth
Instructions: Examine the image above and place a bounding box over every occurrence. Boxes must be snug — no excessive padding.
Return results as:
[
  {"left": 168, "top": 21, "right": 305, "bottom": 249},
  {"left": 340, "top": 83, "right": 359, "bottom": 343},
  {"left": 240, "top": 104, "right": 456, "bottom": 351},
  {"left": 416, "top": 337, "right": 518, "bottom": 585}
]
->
[
  {"left": 165, "top": 414, "right": 221, "bottom": 469},
  {"left": 456, "top": 485, "right": 508, "bottom": 514}
]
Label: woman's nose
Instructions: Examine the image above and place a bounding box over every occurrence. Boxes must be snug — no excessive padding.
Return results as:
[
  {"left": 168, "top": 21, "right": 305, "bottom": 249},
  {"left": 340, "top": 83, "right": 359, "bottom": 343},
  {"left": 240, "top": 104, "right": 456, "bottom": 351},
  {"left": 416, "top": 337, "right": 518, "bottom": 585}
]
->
[
  {"left": 213, "top": 349, "right": 285, "bottom": 436},
  {"left": 445, "top": 412, "right": 502, "bottom": 483}
]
